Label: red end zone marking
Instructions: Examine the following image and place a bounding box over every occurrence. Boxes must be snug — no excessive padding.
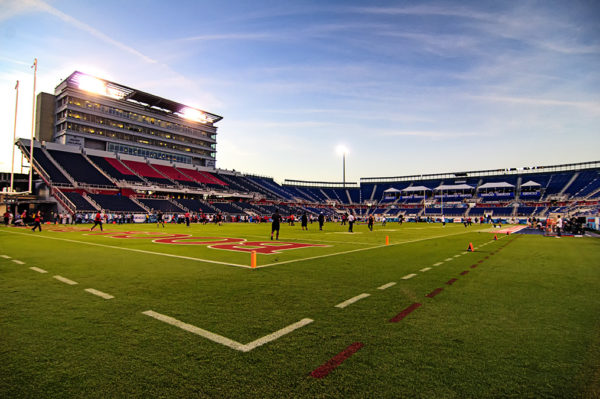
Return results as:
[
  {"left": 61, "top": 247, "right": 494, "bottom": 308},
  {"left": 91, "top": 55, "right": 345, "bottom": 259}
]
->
[
  {"left": 460, "top": 270, "right": 469, "bottom": 276},
  {"left": 425, "top": 288, "right": 443, "bottom": 298},
  {"left": 445, "top": 278, "right": 458, "bottom": 285},
  {"left": 310, "top": 342, "right": 364, "bottom": 379},
  {"left": 389, "top": 303, "right": 422, "bottom": 322}
]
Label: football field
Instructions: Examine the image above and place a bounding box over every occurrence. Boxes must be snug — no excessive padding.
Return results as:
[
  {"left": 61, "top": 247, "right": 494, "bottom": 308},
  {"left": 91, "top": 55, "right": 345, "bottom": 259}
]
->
[{"left": 1, "top": 221, "right": 599, "bottom": 398}]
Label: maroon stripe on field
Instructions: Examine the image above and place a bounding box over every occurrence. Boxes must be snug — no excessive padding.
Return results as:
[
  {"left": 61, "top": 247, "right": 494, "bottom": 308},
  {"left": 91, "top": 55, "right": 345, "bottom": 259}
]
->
[
  {"left": 470, "top": 264, "right": 477, "bottom": 269},
  {"left": 445, "top": 278, "right": 458, "bottom": 285},
  {"left": 310, "top": 342, "right": 364, "bottom": 378},
  {"left": 460, "top": 270, "right": 469, "bottom": 276},
  {"left": 425, "top": 288, "right": 444, "bottom": 298},
  {"left": 389, "top": 302, "right": 422, "bottom": 323},
  {"left": 484, "top": 256, "right": 489, "bottom": 259},
  {"left": 477, "top": 260, "right": 484, "bottom": 264}
]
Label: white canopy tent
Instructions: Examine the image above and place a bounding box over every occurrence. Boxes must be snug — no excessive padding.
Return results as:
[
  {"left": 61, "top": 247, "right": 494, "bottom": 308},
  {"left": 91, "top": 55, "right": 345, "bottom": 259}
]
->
[
  {"left": 434, "top": 184, "right": 474, "bottom": 191},
  {"left": 478, "top": 182, "right": 515, "bottom": 189}
]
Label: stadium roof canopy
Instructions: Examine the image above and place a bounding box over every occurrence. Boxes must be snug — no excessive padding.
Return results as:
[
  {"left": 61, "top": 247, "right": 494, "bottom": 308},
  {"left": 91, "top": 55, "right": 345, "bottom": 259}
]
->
[
  {"left": 402, "top": 185, "right": 431, "bottom": 192},
  {"left": 434, "top": 184, "right": 473, "bottom": 190},
  {"left": 521, "top": 180, "right": 541, "bottom": 187},
  {"left": 66, "top": 71, "right": 223, "bottom": 123},
  {"left": 383, "top": 188, "right": 402, "bottom": 193},
  {"left": 479, "top": 182, "right": 515, "bottom": 189}
]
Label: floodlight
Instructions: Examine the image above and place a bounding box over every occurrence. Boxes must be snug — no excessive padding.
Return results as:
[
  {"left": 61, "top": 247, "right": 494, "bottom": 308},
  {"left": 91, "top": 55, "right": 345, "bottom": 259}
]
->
[
  {"left": 181, "top": 107, "right": 207, "bottom": 123},
  {"left": 336, "top": 145, "right": 349, "bottom": 156},
  {"left": 78, "top": 75, "right": 106, "bottom": 95}
]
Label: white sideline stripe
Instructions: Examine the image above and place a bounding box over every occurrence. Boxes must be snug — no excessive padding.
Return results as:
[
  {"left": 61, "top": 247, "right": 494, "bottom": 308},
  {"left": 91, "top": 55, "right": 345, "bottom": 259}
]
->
[
  {"left": 85, "top": 288, "right": 114, "bottom": 299},
  {"left": 258, "top": 228, "right": 490, "bottom": 269},
  {"left": 12, "top": 260, "right": 25, "bottom": 264},
  {"left": 53, "top": 275, "right": 78, "bottom": 285},
  {"left": 377, "top": 282, "right": 396, "bottom": 290},
  {"left": 0, "top": 230, "right": 250, "bottom": 269},
  {"left": 420, "top": 267, "right": 431, "bottom": 272},
  {"left": 142, "top": 310, "right": 312, "bottom": 352},
  {"left": 462, "top": 252, "right": 468, "bottom": 255},
  {"left": 453, "top": 254, "right": 461, "bottom": 258},
  {"left": 445, "top": 257, "right": 453, "bottom": 261},
  {"left": 433, "top": 262, "right": 443, "bottom": 266},
  {"left": 1, "top": 255, "right": 11, "bottom": 259},
  {"left": 29, "top": 267, "right": 47, "bottom": 273},
  {"left": 402, "top": 273, "right": 417, "bottom": 280},
  {"left": 335, "top": 293, "right": 371, "bottom": 308}
]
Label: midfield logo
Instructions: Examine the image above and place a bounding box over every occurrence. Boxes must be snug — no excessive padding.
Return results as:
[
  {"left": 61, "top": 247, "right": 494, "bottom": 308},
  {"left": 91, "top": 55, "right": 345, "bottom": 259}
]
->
[{"left": 84, "top": 231, "right": 327, "bottom": 254}]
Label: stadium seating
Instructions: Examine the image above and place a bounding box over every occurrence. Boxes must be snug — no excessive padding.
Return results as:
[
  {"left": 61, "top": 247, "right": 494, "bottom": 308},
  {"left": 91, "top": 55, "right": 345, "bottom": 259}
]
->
[
  {"left": 121, "top": 160, "right": 174, "bottom": 186},
  {"left": 63, "top": 192, "right": 97, "bottom": 211},
  {"left": 137, "top": 198, "right": 185, "bottom": 213},
  {"left": 47, "top": 150, "right": 114, "bottom": 187},
  {"left": 210, "top": 202, "right": 243, "bottom": 214},
  {"left": 87, "top": 193, "right": 145, "bottom": 212},
  {"left": 88, "top": 156, "right": 144, "bottom": 184},
  {"left": 32, "top": 149, "right": 71, "bottom": 185},
  {"left": 152, "top": 164, "right": 203, "bottom": 189}
]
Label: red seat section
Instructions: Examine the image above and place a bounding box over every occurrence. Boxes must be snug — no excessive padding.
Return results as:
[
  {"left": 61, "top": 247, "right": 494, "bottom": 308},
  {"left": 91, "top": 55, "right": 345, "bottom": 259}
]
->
[
  {"left": 153, "top": 164, "right": 194, "bottom": 182},
  {"left": 177, "top": 167, "right": 227, "bottom": 186},
  {"left": 121, "top": 160, "right": 168, "bottom": 179},
  {"left": 105, "top": 157, "right": 136, "bottom": 175}
]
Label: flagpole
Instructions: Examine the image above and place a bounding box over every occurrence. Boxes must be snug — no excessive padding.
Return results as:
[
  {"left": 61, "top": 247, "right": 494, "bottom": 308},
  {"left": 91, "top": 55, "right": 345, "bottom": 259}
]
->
[
  {"left": 29, "top": 58, "right": 37, "bottom": 194},
  {"left": 10, "top": 80, "right": 19, "bottom": 193}
]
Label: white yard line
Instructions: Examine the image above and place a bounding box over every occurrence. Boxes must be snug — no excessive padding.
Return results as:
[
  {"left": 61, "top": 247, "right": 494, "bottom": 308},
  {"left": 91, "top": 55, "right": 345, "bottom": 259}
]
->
[
  {"left": 12, "top": 260, "right": 25, "bottom": 265},
  {"left": 402, "top": 273, "right": 417, "bottom": 280},
  {"left": 420, "top": 267, "right": 431, "bottom": 272},
  {"left": 462, "top": 252, "right": 468, "bottom": 255},
  {"left": 335, "top": 293, "right": 371, "bottom": 308},
  {"left": 53, "top": 275, "right": 78, "bottom": 285},
  {"left": 0, "top": 229, "right": 250, "bottom": 269},
  {"left": 453, "top": 254, "right": 461, "bottom": 258},
  {"left": 142, "top": 310, "right": 312, "bottom": 352},
  {"left": 29, "top": 266, "right": 48, "bottom": 273},
  {"left": 84, "top": 288, "right": 114, "bottom": 299},
  {"left": 258, "top": 229, "right": 489, "bottom": 268},
  {"left": 243, "top": 234, "right": 371, "bottom": 246},
  {"left": 433, "top": 262, "right": 443, "bottom": 266},
  {"left": 377, "top": 282, "right": 396, "bottom": 290},
  {"left": 1, "top": 255, "right": 11, "bottom": 259},
  {"left": 444, "top": 257, "right": 453, "bottom": 261}
]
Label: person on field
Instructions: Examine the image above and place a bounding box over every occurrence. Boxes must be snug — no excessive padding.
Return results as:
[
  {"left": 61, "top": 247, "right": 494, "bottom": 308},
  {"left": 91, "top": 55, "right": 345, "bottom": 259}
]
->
[
  {"left": 556, "top": 215, "right": 563, "bottom": 237},
  {"left": 348, "top": 213, "right": 355, "bottom": 233},
  {"left": 157, "top": 210, "right": 165, "bottom": 228},
  {"left": 31, "top": 211, "right": 42, "bottom": 232},
  {"left": 301, "top": 212, "right": 308, "bottom": 230},
  {"left": 318, "top": 212, "right": 325, "bottom": 231},
  {"left": 90, "top": 210, "right": 103, "bottom": 231},
  {"left": 185, "top": 211, "right": 190, "bottom": 227},
  {"left": 367, "top": 214, "right": 374, "bottom": 231},
  {"left": 271, "top": 209, "right": 282, "bottom": 240}
]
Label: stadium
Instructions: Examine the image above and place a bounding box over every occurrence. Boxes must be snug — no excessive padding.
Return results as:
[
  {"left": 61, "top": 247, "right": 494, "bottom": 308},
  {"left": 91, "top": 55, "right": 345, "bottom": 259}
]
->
[{"left": 1, "top": 68, "right": 599, "bottom": 398}]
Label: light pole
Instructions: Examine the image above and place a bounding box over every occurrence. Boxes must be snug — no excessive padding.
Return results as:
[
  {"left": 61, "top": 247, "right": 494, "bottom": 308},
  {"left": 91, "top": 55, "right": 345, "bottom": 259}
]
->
[
  {"left": 29, "top": 58, "right": 37, "bottom": 194},
  {"left": 336, "top": 145, "right": 348, "bottom": 188},
  {"left": 10, "top": 80, "right": 19, "bottom": 193}
]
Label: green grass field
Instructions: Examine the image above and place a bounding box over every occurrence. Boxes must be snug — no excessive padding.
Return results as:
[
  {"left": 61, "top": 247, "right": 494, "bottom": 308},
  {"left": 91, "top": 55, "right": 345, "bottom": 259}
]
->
[{"left": 1, "top": 221, "right": 599, "bottom": 398}]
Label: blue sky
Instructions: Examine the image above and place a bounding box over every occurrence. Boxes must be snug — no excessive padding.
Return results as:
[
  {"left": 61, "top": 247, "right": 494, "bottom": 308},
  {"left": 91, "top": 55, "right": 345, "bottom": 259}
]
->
[{"left": 0, "top": 0, "right": 599, "bottom": 183}]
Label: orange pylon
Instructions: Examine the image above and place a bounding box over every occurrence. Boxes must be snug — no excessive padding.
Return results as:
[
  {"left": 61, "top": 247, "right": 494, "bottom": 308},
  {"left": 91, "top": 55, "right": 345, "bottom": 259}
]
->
[
  {"left": 385, "top": 236, "right": 389, "bottom": 245},
  {"left": 251, "top": 251, "right": 257, "bottom": 268},
  {"left": 467, "top": 242, "right": 474, "bottom": 252}
]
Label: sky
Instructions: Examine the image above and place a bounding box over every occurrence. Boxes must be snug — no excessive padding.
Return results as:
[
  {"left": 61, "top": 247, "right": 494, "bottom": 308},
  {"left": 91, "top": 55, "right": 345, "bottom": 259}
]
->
[{"left": 0, "top": 0, "right": 599, "bottom": 184}]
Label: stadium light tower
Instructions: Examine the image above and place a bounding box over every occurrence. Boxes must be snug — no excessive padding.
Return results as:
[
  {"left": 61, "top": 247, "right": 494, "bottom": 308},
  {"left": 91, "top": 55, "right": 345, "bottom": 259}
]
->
[{"left": 336, "top": 145, "right": 348, "bottom": 188}]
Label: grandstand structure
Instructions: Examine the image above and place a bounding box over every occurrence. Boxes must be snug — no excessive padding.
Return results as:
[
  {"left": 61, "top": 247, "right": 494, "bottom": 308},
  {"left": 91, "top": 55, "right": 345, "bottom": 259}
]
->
[
  {"left": 5, "top": 70, "right": 599, "bottom": 221},
  {"left": 10, "top": 136, "right": 600, "bottom": 221}
]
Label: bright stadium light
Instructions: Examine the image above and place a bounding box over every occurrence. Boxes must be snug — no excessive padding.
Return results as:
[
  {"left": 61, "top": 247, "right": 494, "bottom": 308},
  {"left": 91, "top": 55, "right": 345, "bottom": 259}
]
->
[
  {"left": 181, "top": 107, "right": 207, "bottom": 123},
  {"left": 336, "top": 145, "right": 349, "bottom": 157},
  {"left": 78, "top": 74, "right": 107, "bottom": 95}
]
